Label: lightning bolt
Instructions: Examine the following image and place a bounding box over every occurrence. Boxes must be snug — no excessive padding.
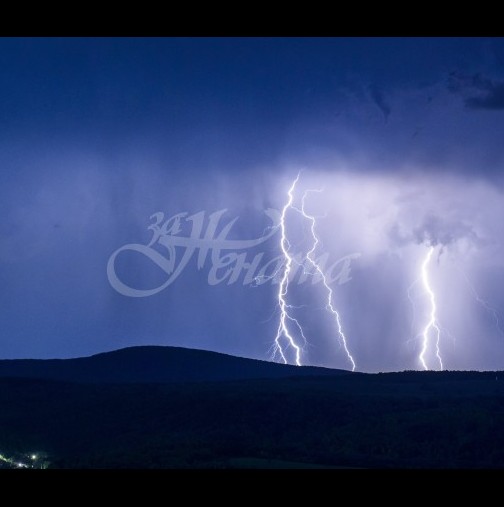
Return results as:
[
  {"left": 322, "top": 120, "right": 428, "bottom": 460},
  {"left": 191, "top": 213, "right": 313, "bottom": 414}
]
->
[
  {"left": 419, "top": 245, "right": 444, "bottom": 371},
  {"left": 300, "top": 189, "right": 356, "bottom": 371},
  {"left": 272, "top": 175, "right": 355, "bottom": 371},
  {"left": 272, "top": 174, "right": 304, "bottom": 366}
]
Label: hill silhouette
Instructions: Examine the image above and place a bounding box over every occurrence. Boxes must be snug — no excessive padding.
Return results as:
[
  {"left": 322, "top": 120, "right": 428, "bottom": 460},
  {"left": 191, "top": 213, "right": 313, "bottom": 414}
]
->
[
  {"left": 1, "top": 347, "right": 504, "bottom": 469},
  {"left": 0, "top": 346, "right": 349, "bottom": 384}
]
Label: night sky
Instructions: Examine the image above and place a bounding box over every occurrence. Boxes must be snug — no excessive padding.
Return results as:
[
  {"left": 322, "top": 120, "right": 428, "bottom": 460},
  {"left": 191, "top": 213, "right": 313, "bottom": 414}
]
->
[{"left": 2, "top": 37, "right": 504, "bottom": 372}]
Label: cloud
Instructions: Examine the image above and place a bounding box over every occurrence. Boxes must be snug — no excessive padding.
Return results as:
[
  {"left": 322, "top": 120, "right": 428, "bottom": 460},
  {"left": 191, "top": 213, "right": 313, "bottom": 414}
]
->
[
  {"left": 465, "top": 84, "right": 504, "bottom": 110},
  {"left": 369, "top": 86, "right": 391, "bottom": 121},
  {"left": 411, "top": 214, "right": 480, "bottom": 247},
  {"left": 448, "top": 71, "right": 504, "bottom": 110}
]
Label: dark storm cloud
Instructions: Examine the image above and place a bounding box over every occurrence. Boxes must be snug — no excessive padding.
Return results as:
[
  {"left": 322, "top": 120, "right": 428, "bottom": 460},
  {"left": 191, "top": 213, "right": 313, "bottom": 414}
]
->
[
  {"left": 2, "top": 37, "right": 504, "bottom": 371},
  {"left": 388, "top": 214, "right": 480, "bottom": 249},
  {"left": 466, "top": 84, "right": 504, "bottom": 110},
  {"left": 412, "top": 214, "right": 480, "bottom": 247},
  {"left": 369, "top": 86, "right": 391, "bottom": 122},
  {"left": 448, "top": 71, "right": 504, "bottom": 110}
]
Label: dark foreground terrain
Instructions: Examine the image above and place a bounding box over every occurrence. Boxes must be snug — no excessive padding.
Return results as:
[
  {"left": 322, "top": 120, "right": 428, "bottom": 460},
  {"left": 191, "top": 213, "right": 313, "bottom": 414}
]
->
[{"left": 1, "top": 346, "right": 504, "bottom": 468}]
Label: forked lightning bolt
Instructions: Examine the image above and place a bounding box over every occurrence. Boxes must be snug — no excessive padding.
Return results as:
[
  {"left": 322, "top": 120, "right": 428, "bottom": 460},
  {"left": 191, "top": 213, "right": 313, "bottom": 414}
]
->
[
  {"left": 272, "top": 174, "right": 304, "bottom": 366},
  {"left": 300, "top": 190, "right": 356, "bottom": 371},
  {"left": 272, "top": 175, "right": 355, "bottom": 370},
  {"left": 419, "top": 245, "right": 444, "bottom": 371}
]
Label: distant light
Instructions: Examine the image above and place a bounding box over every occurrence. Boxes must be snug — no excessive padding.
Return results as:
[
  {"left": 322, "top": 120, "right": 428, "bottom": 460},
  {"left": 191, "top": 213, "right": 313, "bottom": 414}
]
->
[{"left": 31, "top": 455, "right": 37, "bottom": 460}]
